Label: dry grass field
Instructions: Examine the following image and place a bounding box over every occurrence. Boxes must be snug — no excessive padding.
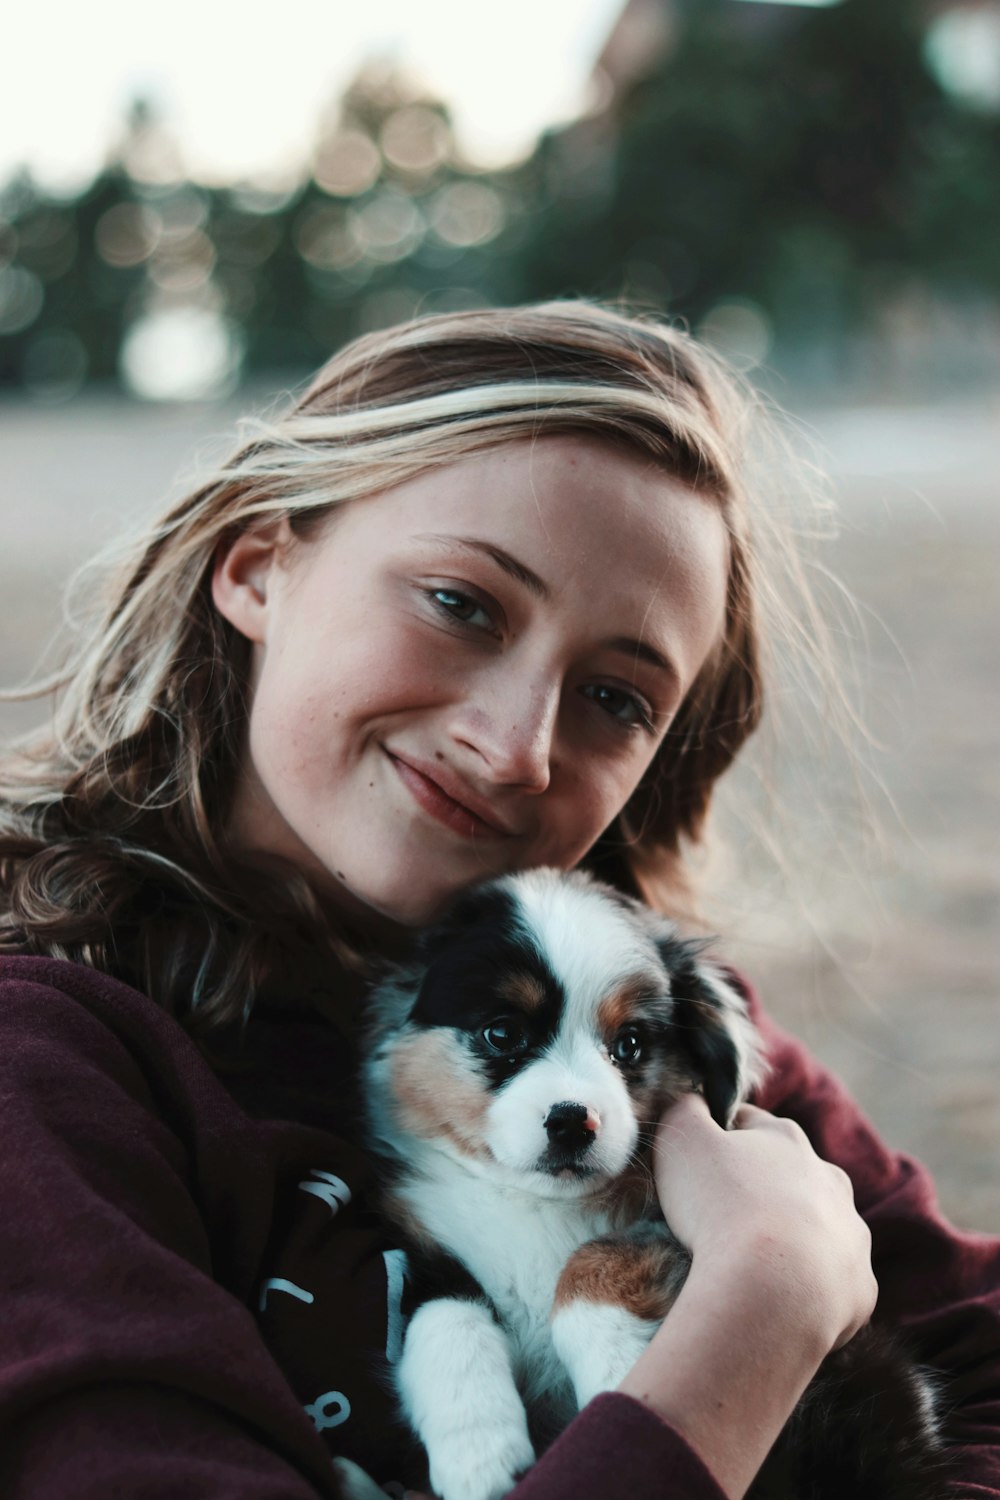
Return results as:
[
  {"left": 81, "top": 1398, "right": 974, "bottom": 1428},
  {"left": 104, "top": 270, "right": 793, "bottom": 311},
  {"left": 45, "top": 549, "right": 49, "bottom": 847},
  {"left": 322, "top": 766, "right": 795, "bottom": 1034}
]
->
[{"left": 2, "top": 387, "right": 997, "bottom": 1232}]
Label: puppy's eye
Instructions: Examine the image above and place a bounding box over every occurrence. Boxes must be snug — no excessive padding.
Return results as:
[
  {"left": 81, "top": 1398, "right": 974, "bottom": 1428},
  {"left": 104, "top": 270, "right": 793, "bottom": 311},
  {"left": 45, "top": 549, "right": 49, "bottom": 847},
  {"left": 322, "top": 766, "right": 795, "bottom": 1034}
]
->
[
  {"left": 482, "top": 1019, "right": 530, "bottom": 1056},
  {"left": 611, "top": 1026, "right": 643, "bottom": 1065}
]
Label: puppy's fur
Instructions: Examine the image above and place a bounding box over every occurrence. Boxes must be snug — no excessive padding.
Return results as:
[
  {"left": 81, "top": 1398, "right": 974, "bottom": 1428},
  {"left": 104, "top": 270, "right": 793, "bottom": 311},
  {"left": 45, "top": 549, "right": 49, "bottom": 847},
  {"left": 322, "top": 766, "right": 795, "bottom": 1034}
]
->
[{"left": 362, "top": 869, "right": 946, "bottom": 1500}]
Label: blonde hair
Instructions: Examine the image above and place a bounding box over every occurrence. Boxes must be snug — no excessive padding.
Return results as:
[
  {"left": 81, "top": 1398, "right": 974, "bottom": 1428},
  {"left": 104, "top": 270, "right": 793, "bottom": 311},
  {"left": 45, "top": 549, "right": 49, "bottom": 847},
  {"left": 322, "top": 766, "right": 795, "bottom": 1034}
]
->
[{"left": 0, "top": 301, "right": 815, "bottom": 1028}]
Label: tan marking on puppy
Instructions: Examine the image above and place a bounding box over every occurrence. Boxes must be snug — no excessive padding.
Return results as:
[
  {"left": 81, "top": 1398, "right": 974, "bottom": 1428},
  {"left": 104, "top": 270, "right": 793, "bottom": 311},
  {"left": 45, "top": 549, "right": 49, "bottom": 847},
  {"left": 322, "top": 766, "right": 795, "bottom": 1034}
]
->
[
  {"left": 379, "top": 1187, "right": 439, "bottom": 1254},
  {"left": 597, "top": 975, "right": 656, "bottom": 1040},
  {"left": 388, "top": 1029, "right": 490, "bottom": 1160},
  {"left": 496, "top": 971, "right": 547, "bottom": 1013},
  {"left": 552, "top": 1233, "right": 689, "bottom": 1322}
]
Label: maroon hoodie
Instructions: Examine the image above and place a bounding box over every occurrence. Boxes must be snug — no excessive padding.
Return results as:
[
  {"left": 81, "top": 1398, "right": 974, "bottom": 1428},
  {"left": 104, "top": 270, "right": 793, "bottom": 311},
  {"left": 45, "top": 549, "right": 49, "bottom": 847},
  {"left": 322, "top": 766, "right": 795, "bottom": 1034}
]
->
[{"left": 1, "top": 953, "right": 998, "bottom": 1498}]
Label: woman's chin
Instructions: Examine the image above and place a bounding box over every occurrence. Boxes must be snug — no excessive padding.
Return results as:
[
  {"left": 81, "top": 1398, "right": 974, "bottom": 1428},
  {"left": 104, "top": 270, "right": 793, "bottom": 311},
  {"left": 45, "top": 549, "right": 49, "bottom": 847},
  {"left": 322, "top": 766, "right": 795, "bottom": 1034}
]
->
[{"left": 318, "top": 872, "right": 462, "bottom": 948}]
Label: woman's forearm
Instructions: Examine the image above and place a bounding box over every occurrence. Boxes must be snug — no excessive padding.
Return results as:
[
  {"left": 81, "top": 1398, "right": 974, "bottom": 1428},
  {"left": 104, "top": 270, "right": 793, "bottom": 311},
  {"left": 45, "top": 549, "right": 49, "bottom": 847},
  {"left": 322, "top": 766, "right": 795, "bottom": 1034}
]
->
[
  {"left": 632, "top": 1096, "right": 879, "bottom": 1498},
  {"left": 617, "top": 1244, "right": 829, "bottom": 1500}
]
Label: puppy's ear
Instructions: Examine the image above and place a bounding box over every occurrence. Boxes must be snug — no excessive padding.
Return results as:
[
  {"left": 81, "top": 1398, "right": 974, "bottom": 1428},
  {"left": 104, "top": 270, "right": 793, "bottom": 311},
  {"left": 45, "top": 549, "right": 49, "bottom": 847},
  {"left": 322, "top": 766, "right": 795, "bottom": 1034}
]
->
[{"left": 656, "top": 936, "right": 765, "bottom": 1127}]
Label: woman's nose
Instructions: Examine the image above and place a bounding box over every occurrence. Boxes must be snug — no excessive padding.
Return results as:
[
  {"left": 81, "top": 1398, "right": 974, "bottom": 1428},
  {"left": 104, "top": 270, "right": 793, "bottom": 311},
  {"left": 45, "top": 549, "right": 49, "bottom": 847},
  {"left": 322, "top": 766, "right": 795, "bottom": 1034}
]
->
[{"left": 449, "top": 673, "right": 560, "bottom": 793}]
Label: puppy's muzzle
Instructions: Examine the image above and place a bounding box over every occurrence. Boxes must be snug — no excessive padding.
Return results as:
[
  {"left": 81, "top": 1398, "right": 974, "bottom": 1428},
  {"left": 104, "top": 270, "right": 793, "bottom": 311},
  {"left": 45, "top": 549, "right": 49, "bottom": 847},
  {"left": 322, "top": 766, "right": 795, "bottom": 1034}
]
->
[{"left": 543, "top": 1101, "right": 600, "bottom": 1171}]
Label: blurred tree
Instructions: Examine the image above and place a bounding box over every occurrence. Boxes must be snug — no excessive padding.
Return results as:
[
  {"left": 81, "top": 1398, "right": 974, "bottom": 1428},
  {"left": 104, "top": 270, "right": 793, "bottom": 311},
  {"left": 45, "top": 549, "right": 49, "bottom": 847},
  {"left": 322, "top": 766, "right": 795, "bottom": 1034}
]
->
[
  {"left": 0, "top": 100, "right": 191, "bottom": 392},
  {"left": 1, "top": 4, "right": 998, "bottom": 396},
  {"left": 504, "top": 0, "right": 1000, "bottom": 349}
]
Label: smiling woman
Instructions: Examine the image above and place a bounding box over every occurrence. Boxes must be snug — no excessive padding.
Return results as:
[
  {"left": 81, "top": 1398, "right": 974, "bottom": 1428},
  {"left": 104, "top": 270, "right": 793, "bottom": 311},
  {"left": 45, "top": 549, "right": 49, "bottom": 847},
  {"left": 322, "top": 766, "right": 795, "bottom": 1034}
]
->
[
  {"left": 0, "top": 302, "right": 997, "bottom": 1500},
  {"left": 211, "top": 437, "right": 728, "bottom": 926},
  {"left": 0, "top": 302, "right": 769, "bottom": 1020}
]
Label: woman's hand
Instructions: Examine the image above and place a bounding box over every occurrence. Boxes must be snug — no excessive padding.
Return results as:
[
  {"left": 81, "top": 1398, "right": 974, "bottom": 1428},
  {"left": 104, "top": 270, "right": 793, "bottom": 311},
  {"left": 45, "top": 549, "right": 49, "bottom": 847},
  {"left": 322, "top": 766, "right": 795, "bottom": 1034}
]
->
[
  {"left": 652, "top": 1092, "right": 877, "bottom": 1353},
  {"left": 617, "top": 1092, "right": 878, "bottom": 1499}
]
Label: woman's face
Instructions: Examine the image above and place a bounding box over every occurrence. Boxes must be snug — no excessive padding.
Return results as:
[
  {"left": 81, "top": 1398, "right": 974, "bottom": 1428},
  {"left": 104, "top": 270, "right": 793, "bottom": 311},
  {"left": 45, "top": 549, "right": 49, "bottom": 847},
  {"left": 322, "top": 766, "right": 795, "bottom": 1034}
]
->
[{"left": 213, "top": 435, "right": 729, "bottom": 930}]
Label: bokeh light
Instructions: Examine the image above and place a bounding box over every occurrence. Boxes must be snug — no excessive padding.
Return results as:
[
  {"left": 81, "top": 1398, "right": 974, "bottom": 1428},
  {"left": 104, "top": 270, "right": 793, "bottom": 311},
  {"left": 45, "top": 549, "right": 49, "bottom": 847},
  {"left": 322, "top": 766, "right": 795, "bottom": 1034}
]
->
[
  {"left": 698, "top": 298, "right": 773, "bottom": 370},
  {"left": 380, "top": 106, "right": 451, "bottom": 176},
  {"left": 148, "top": 226, "right": 216, "bottom": 294},
  {"left": 0, "top": 267, "right": 44, "bottom": 336},
  {"left": 429, "top": 182, "right": 504, "bottom": 247},
  {"left": 350, "top": 191, "right": 424, "bottom": 263},
  {"left": 120, "top": 306, "right": 243, "bottom": 400},
  {"left": 95, "top": 203, "right": 162, "bottom": 268},
  {"left": 313, "top": 130, "right": 382, "bottom": 198},
  {"left": 295, "top": 206, "right": 364, "bottom": 271},
  {"left": 925, "top": 9, "right": 1000, "bottom": 111}
]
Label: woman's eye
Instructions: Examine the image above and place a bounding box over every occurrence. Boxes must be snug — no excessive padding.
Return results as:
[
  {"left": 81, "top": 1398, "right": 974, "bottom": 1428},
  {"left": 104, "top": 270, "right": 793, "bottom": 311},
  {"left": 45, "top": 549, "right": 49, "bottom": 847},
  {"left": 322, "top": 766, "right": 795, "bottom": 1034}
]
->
[
  {"left": 482, "top": 1019, "right": 530, "bottom": 1055},
  {"left": 429, "top": 588, "right": 496, "bottom": 633},
  {"left": 584, "top": 684, "right": 654, "bottom": 732},
  {"left": 611, "top": 1027, "right": 643, "bottom": 1065}
]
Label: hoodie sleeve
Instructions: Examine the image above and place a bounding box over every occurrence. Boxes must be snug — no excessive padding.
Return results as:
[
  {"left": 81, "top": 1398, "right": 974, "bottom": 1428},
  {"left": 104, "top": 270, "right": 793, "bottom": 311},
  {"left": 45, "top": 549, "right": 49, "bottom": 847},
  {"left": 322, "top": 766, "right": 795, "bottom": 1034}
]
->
[{"left": 0, "top": 964, "right": 355, "bottom": 1499}]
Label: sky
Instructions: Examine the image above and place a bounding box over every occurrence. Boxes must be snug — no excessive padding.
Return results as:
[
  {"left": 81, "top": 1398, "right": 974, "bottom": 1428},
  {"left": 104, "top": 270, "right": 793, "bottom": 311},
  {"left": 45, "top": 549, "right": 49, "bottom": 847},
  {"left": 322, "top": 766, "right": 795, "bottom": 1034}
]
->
[{"left": 4, "top": 0, "right": 627, "bottom": 192}]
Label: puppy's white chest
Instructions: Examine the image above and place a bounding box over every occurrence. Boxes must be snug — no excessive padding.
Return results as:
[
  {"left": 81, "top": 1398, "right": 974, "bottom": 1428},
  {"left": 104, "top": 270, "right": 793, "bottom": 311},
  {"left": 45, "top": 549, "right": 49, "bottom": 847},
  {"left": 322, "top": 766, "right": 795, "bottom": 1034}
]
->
[{"left": 403, "top": 1168, "right": 611, "bottom": 1396}]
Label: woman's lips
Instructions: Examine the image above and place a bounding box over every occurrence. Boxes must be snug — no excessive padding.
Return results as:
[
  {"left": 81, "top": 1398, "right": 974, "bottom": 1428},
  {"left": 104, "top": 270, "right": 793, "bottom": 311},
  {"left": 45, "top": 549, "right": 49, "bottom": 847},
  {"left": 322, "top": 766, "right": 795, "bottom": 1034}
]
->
[{"left": 387, "top": 753, "right": 513, "bottom": 841}]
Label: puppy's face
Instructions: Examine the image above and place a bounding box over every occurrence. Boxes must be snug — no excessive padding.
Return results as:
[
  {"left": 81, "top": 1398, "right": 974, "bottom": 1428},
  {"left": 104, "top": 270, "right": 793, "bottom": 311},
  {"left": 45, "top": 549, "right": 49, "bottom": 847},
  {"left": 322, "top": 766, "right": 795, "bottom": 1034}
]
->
[{"left": 370, "top": 870, "right": 760, "bottom": 1198}]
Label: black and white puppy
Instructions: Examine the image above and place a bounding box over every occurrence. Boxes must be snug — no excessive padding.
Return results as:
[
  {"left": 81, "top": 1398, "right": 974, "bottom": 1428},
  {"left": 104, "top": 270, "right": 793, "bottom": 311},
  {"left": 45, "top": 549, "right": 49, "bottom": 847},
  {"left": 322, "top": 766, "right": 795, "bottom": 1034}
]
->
[{"left": 361, "top": 869, "right": 944, "bottom": 1500}]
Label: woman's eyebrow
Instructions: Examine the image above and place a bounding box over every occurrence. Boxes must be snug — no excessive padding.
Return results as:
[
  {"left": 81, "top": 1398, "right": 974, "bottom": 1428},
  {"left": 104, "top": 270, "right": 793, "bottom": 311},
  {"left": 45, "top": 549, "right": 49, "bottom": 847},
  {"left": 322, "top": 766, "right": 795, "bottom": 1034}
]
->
[
  {"left": 606, "top": 636, "right": 679, "bottom": 687},
  {"left": 413, "top": 531, "right": 679, "bottom": 684},
  {"left": 414, "top": 533, "right": 551, "bottom": 600}
]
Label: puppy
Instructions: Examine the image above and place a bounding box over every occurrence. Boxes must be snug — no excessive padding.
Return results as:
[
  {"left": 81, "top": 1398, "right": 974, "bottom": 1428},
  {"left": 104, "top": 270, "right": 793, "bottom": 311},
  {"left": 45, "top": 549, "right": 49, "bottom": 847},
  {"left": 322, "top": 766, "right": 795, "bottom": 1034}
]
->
[{"left": 362, "top": 869, "right": 945, "bottom": 1500}]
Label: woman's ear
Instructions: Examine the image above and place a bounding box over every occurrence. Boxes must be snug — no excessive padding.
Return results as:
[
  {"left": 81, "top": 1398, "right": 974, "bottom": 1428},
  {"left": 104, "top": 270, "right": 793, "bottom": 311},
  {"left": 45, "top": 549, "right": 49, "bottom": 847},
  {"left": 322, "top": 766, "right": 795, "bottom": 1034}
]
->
[{"left": 211, "top": 522, "right": 290, "bottom": 644}]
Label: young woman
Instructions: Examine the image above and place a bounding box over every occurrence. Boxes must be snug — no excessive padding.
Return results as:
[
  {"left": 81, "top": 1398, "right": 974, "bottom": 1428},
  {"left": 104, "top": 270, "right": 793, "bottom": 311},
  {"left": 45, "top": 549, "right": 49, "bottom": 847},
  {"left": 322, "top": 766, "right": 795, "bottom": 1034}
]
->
[{"left": 1, "top": 303, "right": 997, "bottom": 1500}]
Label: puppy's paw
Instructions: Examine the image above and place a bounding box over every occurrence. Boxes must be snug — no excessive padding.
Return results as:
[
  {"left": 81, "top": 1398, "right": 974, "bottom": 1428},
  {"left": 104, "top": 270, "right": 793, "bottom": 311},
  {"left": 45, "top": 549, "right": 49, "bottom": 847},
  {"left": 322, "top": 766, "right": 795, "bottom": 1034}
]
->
[
  {"left": 399, "top": 1298, "right": 535, "bottom": 1500},
  {"left": 551, "top": 1300, "right": 659, "bottom": 1408},
  {"left": 427, "top": 1418, "right": 536, "bottom": 1500}
]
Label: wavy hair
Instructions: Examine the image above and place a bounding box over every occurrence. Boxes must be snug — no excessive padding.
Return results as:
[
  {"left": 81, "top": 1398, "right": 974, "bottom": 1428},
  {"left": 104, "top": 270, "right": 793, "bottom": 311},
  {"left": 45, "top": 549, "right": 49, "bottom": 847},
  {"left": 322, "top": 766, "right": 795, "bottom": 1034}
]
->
[{"left": 0, "top": 301, "right": 824, "bottom": 1029}]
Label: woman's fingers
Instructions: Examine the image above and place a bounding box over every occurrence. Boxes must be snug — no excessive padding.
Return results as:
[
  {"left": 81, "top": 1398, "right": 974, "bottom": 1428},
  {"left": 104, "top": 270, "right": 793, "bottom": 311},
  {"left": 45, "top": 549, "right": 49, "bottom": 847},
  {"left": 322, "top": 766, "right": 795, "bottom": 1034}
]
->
[
  {"left": 651, "top": 1089, "right": 878, "bottom": 1354},
  {"left": 732, "top": 1102, "right": 806, "bottom": 1139}
]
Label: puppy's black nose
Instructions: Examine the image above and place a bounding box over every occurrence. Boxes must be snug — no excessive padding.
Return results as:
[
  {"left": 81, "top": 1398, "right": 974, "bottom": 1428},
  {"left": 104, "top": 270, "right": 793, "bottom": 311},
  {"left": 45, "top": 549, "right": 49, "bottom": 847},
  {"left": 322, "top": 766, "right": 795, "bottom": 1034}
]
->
[{"left": 544, "top": 1101, "right": 597, "bottom": 1154}]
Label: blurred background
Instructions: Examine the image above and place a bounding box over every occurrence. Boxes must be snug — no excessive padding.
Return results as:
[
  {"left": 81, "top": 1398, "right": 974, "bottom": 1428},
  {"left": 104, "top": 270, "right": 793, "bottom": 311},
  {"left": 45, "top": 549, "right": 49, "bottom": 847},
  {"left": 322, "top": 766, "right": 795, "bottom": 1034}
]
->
[{"left": 2, "top": 0, "right": 998, "bottom": 1227}]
